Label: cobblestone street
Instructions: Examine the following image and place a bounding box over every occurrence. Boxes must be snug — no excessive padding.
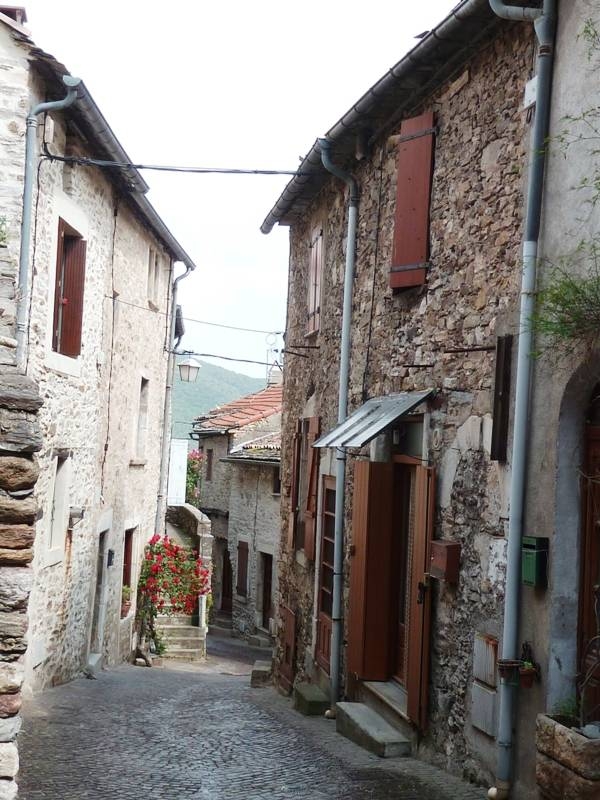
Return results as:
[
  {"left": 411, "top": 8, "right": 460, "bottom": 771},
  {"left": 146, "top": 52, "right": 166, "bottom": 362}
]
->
[{"left": 19, "top": 639, "right": 486, "bottom": 800}]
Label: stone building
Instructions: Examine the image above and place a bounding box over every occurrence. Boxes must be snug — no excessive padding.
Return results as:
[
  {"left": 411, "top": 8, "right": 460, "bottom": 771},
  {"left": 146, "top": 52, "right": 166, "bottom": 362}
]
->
[
  {"left": 0, "top": 8, "right": 195, "bottom": 794},
  {"left": 261, "top": 1, "right": 596, "bottom": 797},
  {"left": 193, "top": 382, "right": 282, "bottom": 639}
]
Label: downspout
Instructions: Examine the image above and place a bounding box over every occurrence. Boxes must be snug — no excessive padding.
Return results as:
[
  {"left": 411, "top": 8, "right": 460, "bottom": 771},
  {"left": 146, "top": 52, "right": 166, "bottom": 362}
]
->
[
  {"left": 154, "top": 265, "right": 192, "bottom": 534},
  {"left": 317, "top": 138, "right": 359, "bottom": 714},
  {"left": 16, "top": 75, "right": 81, "bottom": 368},
  {"left": 487, "top": 2, "right": 557, "bottom": 799}
]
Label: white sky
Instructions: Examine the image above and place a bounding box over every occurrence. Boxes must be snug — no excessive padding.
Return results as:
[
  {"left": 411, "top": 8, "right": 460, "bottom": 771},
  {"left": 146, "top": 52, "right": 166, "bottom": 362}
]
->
[{"left": 24, "top": 0, "right": 458, "bottom": 378}]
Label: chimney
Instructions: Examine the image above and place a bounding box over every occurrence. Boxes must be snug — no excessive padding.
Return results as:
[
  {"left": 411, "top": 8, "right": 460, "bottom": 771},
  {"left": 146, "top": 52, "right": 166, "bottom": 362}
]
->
[{"left": 0, "top": 6, "right": 27, "bottom": 24}]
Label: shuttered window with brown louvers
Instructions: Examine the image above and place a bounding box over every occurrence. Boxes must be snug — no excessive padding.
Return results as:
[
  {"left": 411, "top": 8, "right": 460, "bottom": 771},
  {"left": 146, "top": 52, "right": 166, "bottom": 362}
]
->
[
  {"left": 390, "top": 112, "right": 435, "bottom": 290},
  {"left": 236, "top": 540, "right": 249, "bottom": 597},
  {"left": 52, "top": 218, "right": 87, "bottom": 357},
  {"left": 303, "top": 416, "right": 321, "bottom": 560}
]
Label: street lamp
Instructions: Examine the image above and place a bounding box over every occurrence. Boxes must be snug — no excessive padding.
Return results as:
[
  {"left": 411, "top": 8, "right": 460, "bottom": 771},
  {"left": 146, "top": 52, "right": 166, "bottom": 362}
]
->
[{"left": 178, "top": 357, "right": 201, "bottom": 383}]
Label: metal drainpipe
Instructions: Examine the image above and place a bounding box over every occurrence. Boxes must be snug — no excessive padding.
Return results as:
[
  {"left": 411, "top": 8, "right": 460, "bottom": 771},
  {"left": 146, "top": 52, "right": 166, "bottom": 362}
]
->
[
  {"left": 16, "top": 75, "right": 81, "bottom": 368},
  {"left": 154, "top": 265, "right": 192, "bottom": 534},
  {"left": 487, "top": 2, "right": 557, "bottom": 799},
  {"left": 317, "top": 138, "right": 359, "bottom": 715}
]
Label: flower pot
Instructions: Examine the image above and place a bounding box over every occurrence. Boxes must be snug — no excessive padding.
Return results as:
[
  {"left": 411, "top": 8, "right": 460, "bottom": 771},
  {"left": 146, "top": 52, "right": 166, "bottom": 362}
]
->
[
  {"left": 498, "top": 659, "right": 521, "bottom": 684},
  {"left": 519, "top": 666, "right": 536, "bottom": 689}
]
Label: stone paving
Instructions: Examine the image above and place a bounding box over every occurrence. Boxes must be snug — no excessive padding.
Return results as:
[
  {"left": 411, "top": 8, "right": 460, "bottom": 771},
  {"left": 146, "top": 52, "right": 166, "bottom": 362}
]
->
[{"left": 18, "top": 638, "right": 487, "bottom": 800}]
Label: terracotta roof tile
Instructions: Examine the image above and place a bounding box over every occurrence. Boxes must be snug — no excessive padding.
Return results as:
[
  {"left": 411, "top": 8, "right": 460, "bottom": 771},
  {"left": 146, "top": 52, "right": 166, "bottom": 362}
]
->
[{"left": 194, "top": 385, "right": 283, "bottom": 433}]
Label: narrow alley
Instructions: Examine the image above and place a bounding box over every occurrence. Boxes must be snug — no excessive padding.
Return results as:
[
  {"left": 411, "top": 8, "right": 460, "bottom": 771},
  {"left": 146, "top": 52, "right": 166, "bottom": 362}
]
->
[{"left": 18, "top": 641, "right": 486, "bottom": 800}]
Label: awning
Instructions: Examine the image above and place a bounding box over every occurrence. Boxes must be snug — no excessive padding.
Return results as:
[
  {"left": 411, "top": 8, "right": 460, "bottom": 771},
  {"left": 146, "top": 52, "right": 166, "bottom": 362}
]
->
[{"left": 314, "top": 390, "right": 434, "bottom": 449}]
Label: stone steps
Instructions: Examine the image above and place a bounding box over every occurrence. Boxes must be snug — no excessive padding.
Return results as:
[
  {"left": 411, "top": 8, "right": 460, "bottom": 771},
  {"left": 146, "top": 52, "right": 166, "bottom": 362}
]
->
[
  {"left": 161, "top": 648, "right": 203, "bottom": 662},
  {"left": 358, "top": 680, "right": 418, "bottom": 752},
  {"left": 155, "top": 614, "right": 205, "bottom": 662},
  {"left": 247, "top": 632, "right": 272, "bottom": 648},
  {"left": 336, "top": 702, "right": 411, "bottom": 758}
]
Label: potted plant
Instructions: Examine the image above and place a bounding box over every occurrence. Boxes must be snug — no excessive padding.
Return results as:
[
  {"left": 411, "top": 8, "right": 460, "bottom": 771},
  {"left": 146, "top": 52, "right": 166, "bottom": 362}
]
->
[
  {"left": 519, "top": 660, "right": 538, "bottom": 689},
  {"left": 121, "top": 584, "right": 132, "bottom": 618}
]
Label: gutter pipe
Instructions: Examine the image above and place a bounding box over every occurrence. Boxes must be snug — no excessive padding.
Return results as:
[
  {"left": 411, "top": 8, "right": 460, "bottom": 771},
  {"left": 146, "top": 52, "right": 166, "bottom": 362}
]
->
[
  {"left": 154, "top": 265, "right": 193, "bottom": 534},
  {"left": 487, "top": 2, "right": 557, "bottom": 799},
  {"left": 317, "top": 138, "right": 359, "bottom": 714},
  {"left": 16, "top": 75, "right": 81, "bottom": 367}
]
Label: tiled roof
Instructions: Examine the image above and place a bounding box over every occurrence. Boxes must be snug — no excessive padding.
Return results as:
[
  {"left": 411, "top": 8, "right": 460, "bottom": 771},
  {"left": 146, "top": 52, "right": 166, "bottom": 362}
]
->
[
  {"left": 227, "top": 431, "right": 282, "bottom": 463},
  {"left": 194, "top": 385, "right": 283, "bottom": 433}
]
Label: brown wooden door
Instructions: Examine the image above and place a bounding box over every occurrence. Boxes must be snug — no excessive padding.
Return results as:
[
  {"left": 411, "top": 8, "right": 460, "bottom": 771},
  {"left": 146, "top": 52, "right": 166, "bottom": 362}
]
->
[
  {"left": 347, "top": 461, "right": 395, "bottom": 682},
  {"left": 316, "top": 477, "right": 336, "bottom": 673},
  {"left": 391, "top": 464, "right": 413, "bottom": 683},
  {"left": 406, "top": 465, "right": 435, "bottom": 730},
  {"left": 262, "top": 554, "right": 273, "bottom": 629},
  {"left": 221, "top": 547, "right": 232, "bottom": 614},
  {"left": 580, "top": 426, "right": 600, "bottom": 720}
]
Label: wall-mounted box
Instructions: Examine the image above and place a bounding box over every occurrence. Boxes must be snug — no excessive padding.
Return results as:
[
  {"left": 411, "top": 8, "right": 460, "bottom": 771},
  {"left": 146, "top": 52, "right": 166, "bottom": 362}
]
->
[
  {"left": 522, "top": 536, "right": 548, "bottom": 588},
  {"left": 430, "top": 540, "right": 461, "bottom": 584}
]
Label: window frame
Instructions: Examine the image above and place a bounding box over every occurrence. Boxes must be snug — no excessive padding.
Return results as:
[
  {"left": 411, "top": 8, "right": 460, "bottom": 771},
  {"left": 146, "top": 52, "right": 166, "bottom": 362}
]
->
[
  {"left": 52, "top": 217, "right": 87, "bottom": 359},
  {"left": 307, "top": 226, "right": 323, "bottom": 335}
]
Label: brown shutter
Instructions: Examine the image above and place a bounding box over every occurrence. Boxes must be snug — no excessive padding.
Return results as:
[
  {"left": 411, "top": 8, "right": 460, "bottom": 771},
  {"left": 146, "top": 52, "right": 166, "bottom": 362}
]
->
[
  {"left": 279, "top": 605, "right": 296, "bottom": 692},
  {"left": 59, "top": 237, "right": 87, "bottom": 357},
  {"left": 288, "top": 420, "right": 302, "bottom": 549},
  {"left": 303, "top": 416, "right": 321, "bottom": 560},
  {"left": 347, "top": 460, "right": 394, "bottom": 682},
  {"left": 236, "top": 541, "right": 249, "bottom": 596},
  {"left": 491, "top": 335, "right": 513, "bottom": 463},
  {"left": 390, "top": 112, "right": 435, "bottom": 290},
  {"left": 52, "top": 218, "right": 67, "bottom": 352},
  {"left": 406, "top": 465, "right": 435, "bottom": 730}
]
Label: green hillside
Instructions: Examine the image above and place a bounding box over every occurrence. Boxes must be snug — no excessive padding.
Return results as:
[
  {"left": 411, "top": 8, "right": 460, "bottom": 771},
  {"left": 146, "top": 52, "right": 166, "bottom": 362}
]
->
[{"left": 171, "top": 358, "right": 265, "bottom": 441}]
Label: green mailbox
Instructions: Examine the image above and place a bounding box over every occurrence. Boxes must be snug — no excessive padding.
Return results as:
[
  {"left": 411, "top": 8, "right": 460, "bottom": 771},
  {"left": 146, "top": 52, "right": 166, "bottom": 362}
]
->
[{"left": 522, "top": 536, "right": 548, "bottom": 588}]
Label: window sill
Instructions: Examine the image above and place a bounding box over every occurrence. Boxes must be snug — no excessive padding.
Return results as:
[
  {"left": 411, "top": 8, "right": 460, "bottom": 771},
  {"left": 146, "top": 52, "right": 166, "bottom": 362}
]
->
[
  {"left": 304, "top": 329, "right": 319, "bottom": 340},
  {"left": 295, "top": 549, "right": 308, "bottom": 568},
  {"left": 45, "top": 350, "right": 81, "bottom": 378},
  {"left": 129, "top": 458, "right": 147, "bottom": 468}
]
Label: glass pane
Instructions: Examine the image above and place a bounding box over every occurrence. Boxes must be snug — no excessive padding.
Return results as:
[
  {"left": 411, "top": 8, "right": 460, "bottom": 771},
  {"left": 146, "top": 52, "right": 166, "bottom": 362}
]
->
[{"left": 325, "top": 488, "right": 336, "bottom": 514}]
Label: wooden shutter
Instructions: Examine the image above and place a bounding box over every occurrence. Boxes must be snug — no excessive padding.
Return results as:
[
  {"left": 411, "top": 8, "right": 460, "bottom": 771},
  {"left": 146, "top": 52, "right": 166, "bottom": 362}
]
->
[
  {"left": 390, "top": 112, "right": 435, "bottom": 290},
  {"left": 307, "top": 228, "right": 322, "bottom": 334},
  {"left": 491, "top": 335, "right": 513, "bottom": 462},
  {"left": 347, "top": 460, "right": 394, "bottom": 682},
  {"left": 303, "top": 416, "right": 321, "bottom": 560},
  {"left": 288, "top": 420, "right": 302, "bottom": 548},
  {"left": 279, "top": 605, "right": 296, "bottom": 692},
  {"left": 59, "top": 236, "right": 87, "bottom": 357},
  {"left": 52, "top": 218, "right": 67, "bottom": 352},
  {"left": 236, "top": 541, "right": 248, "bottom": 596},
  {"left": 122, "top": 529, "right": 133, "bottom": 588},
  {"left": 406, "top": 465, "right": 435, "bottom": 730}
]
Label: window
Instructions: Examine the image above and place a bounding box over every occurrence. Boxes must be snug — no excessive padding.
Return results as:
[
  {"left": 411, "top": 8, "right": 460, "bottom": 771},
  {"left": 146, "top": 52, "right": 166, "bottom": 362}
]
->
[
  {"left": 389, "top": 112, "right": 435, "bottom": 290},
  {"left": 53, "top": 218, "right": 86, "bottom": 357},
  {"left": 121, "top": 529, "right": 134, "bottom": 618},
  {"left": 147, "top": 248, "right": 161, "bottom": 305},
  {"left": 135, "top": 378, "right": 149, "bottom": 459},
  {"left": 206, "top": 449, "right": 214, "bottom": 482},
  {"left": 236, "top": 540, "right": 249, "bottom": 597},
  {"left": 49, "top": 454, "right": 71, "bottom": 553},
  {"left": 272, "top": 467, "right": 281, "bottom": 496},
  {"left": 319, "top": 481, "right": 335, "bottom": 618},
  {"left": 290, "top": 417, "right": 320, "bottom": 557},
  {"left": 307, "top": 227, "right": 323, "bottom": 334}
]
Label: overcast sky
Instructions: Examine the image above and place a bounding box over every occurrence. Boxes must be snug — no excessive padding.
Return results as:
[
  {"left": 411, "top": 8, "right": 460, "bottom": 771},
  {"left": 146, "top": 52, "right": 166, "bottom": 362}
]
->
[{"left": 25, "top": 0, "right": 459, "bottom": 378}]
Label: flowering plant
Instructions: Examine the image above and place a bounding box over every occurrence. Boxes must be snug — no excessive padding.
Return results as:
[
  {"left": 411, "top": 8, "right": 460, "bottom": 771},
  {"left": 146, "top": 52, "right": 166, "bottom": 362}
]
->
[
  {"left": 186, "top": 449, "right": 204, "bottom": 506},
  {"left": 136, "top": 534, "right": 210, "bottom": 652}
]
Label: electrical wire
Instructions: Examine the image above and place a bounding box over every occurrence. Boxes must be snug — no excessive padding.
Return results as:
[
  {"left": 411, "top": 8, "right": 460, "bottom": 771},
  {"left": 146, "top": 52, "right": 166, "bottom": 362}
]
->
[
  {"left": 178, "top": 350, "right": 283, "bottom": 369},
  {"left": 43, "top": 151, "right": 304, "bottom": 177},
  {"left": 103, "top": 294, "right": 283, "bottom": 335}
]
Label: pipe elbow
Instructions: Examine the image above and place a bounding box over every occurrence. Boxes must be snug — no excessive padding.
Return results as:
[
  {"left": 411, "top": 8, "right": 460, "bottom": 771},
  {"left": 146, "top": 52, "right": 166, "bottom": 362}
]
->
[{"left": 489, "top": 0, "right": 540, "bottom": 21}]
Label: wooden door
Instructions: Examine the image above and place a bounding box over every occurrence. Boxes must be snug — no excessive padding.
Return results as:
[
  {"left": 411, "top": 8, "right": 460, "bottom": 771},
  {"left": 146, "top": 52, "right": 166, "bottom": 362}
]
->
[
  {"left": 406, "top": 465, "right": 435, "bottom": 730},
  {"left": 262, "top": 554, "right": 273, "bottom": 630},
  {"left": 221, "top": 547, "right": 232, "bottom": 614},
  {"left": 579, "top": 426, "right": 600, "bottom": 720},
  {"left": 347, "top": 461, "right": 395, "bottom": 681},
  {"left": 316, "top": 477, "right": 336, "bottom": 673},
  {"left": 391, "top": 464, "right": 413, "bottom": 683}
]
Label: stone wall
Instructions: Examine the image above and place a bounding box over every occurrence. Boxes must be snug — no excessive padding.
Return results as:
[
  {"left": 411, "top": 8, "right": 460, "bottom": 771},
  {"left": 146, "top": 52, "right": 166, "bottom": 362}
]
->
[
  {"left": 277, "top": 22, "right": 534, "bottom": 787},
  {"left": 0, "top": 21, "right": 174, "bottom": 695},
  {"left": 228, "top": 460, "right": 279, "bottom": 637}
]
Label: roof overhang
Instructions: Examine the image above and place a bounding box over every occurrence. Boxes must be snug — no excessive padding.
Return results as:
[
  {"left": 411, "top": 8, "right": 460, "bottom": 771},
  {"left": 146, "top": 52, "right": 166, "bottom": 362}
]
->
[
  {"left": 260, "top": 0, "right": 504, "bottom": 234},
  {"left": 314, "top": 390, "right": 434, "bottom": 449}
]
